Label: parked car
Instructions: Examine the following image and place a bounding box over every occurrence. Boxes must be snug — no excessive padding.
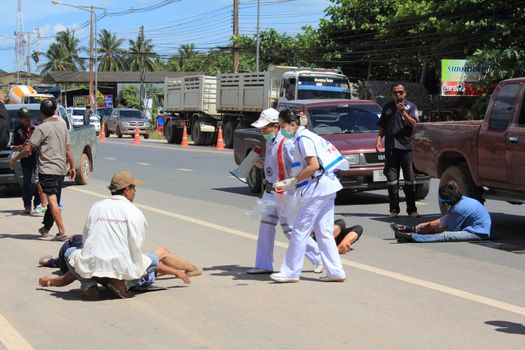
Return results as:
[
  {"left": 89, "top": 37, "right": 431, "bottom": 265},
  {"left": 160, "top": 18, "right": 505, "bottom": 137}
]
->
[
  {"left": 233, "top": 99, "right": 431, "bottom": 197},
  {"left": 412, "top": 77, "right": 525, "bottom": 212},
  {"left": 0, "top": 103, "right": 97, "bottom": 189},
  {"left": 105, "top": 108, "right": 150, "bottom": 139},
  {"left": 66, "top": 106, "right": 101, "bottom": 135}
]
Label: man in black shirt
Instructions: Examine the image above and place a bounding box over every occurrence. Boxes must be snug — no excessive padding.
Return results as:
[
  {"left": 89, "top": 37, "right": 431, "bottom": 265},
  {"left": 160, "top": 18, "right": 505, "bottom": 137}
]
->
[
  {"left": 0, "top": 88, "right": 9, "bottom": 149},
  {"left": 376, "top": 83, "right": 419, "bottom": 218},
  {"left": 11, "top": 107, "right": 41, "bottom": 214}
]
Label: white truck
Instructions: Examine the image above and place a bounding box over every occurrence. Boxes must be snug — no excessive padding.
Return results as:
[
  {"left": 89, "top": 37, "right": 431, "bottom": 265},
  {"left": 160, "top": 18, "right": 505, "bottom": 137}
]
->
[{"left": 163, "top": 65, "right": 351, "bottom": 148}]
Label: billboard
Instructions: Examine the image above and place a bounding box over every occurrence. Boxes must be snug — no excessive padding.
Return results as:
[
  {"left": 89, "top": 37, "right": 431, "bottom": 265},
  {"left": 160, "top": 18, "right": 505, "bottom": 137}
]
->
[{"left": 441, "top": 59, "right": 489, "bottom": 96}]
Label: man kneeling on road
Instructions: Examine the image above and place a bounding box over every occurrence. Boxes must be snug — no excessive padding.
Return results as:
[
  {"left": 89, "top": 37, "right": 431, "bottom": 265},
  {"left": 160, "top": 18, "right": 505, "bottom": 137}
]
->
[{"left": 66, "top": 171, "right": 202, "bottom": 299}]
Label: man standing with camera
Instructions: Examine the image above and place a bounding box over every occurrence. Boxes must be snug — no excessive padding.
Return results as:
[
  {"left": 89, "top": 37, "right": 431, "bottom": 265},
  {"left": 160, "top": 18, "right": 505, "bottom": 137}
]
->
[{"left": 375, "top": 83, "right": 419, "bottom": 218}]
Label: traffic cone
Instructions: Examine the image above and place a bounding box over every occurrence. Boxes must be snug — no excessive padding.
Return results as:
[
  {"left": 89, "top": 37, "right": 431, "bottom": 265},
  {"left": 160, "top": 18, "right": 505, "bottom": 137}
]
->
[
  {"left": 133, "top": 126, "right": 141, "bottom": 144},
  {"left": 216, "top": 126, "right": 225, "bottom": 151},
  {"left": 181, "top": 125, "right": 189, "bottom": 148},
  {"left": 99, "top": 123, "right": 107, "bottom": 141}
]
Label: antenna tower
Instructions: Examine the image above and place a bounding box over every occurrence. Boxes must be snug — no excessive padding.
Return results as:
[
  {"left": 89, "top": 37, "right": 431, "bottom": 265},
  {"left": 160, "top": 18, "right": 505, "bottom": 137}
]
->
[{"left": 15, "top": 0, "right": 26, "bottom": 82}]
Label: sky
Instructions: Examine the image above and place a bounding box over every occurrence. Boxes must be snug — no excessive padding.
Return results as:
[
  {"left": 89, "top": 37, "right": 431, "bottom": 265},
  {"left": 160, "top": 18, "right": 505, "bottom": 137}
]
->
[{"left": 0, "top": 0, "right": 333, "bottom": 74}]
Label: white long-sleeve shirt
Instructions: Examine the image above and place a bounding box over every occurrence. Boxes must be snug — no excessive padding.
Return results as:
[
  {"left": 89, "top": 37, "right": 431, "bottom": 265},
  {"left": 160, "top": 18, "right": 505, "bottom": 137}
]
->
[{"left": 68, "top": 195, "right": 151, "bottom": 280}]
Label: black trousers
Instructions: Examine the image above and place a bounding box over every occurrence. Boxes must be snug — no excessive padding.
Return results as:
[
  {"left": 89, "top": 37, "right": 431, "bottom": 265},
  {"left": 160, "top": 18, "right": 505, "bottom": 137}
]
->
[
  {"left": 384, "top": 149, "right": 417, "bottom": 214},
  {"left": 39, "top": 174, "right": 64, "bottom": 231}
]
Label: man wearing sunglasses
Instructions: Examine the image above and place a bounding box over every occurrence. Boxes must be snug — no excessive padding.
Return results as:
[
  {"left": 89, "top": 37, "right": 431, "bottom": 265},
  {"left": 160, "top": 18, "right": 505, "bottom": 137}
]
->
[{"left": 376, "top": 83, "right": 420, "bottom": 219}]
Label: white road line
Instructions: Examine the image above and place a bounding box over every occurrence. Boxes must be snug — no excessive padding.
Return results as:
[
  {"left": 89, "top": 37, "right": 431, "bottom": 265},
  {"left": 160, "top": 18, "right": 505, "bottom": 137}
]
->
[
  {"left": 0, "top": 314, "right": 33, "bottom": 350},
  {"left": 105, "top": 157, "right": 116, "bottom": 160},
  {"left": 137, "top": 162, "right": 150, "bottom": 166},
  {"left": 70, "top": 186, "right": 525, "bottom": 317},
  {"left": 104, "top": 141, "right": 233, "bottom": 155},
  {"left": 177, "top": 168, "right": 194, "bottom": 172}
]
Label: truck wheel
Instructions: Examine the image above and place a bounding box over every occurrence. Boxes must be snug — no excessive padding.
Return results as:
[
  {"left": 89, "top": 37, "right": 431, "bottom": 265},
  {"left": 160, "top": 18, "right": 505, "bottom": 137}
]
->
[
  {"left": 191, "top": 120, "right": 207, "bottom": 145},
  {"left": 104, "top": 124, "right": 110, "bottom": 138},
  {"left": 223, "top": 119, "right": 235, "bottom": 149},
  {"left": 415, "top": 181, "right": 430, "bottom": 200},
  {"left": 144, "top": 134, "right": 150, "bottom": 139},
  {"left": 439, "top": 164, "right": 484, "bottom": 214},
  {"left": 247, "top": 165, "right": 263, "bottom": 194},
  {"left": 75, "top": 153, "right": 90, "bottom": 185},
  {"left": 116, "top": 126, "right": 123, "bottom": 138},
  {"left": 166, "top": 122, "right": 175, "bottom": 144}
]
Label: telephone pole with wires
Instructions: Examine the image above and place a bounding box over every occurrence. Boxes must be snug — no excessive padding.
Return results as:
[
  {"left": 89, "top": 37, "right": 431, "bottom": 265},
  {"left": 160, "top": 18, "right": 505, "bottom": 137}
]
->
[{"left": 232, "top": 0, "right": 239, "bottom": 73}]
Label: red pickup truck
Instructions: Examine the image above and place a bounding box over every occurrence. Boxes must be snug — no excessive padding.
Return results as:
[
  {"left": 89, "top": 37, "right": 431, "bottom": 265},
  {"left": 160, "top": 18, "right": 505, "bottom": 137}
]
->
[
  {"left": 412, "top": 77, "right": 525, "bottom": 209},
  {"left": 233, "top": 99, "right": 431, "bottom": 198}
]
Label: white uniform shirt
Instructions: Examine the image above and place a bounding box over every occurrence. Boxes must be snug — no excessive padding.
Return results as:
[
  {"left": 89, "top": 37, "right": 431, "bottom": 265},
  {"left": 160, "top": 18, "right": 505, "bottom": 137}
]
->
[
  {"left": 264, "top": 131, "right": 294, "bottom": 183},
  {"left": 292, "top": 126, "right": 343, "bottom": 198},
  {"left": 68, "top": 195, "right": 152, "bottom": 280}
]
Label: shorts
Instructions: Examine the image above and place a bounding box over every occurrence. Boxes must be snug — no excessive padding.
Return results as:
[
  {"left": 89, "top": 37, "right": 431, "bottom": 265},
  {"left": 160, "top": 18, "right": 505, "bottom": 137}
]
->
[
  {"left": 157, "top": 126, "right": 164, "bottom": 133},
  {"left": 39, "top": 173, "right": 64, "bottom": 195},
  {"left": 130, "top": 252, "right": 160, "bottom": 290}
]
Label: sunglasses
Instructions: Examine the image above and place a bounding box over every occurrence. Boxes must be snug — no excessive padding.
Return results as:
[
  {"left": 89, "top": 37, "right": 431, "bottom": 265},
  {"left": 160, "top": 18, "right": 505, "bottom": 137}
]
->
[{"left": 393, "top": 90, "right": 406, "bottom": 95}]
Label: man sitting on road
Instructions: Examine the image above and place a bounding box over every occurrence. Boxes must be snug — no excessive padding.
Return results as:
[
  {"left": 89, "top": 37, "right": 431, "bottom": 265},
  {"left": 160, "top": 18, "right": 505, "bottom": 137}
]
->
[
  {"left": 66, "top": 171, "right": 203, "bottom": 299},
  {"left": 38, "top": 235, "right": 203, "bottom": 297},
  {"left": 391, "top": 182, "right": 492, "bottom": 243}
]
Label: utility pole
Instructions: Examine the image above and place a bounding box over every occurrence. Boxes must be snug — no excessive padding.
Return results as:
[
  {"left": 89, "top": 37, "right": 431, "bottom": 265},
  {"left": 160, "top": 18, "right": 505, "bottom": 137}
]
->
[
  {"left": 232, "top": 0, "right": 239, "bottom": 73},
  {"left": 26, "top": 31, "right": 30, "bottom": 85},
  {"left": 88, "top": 6, "right": 95, "bottom": 110},
  {"left": 139, "top": 25, "right": 145, "bottom": 111},
  {"left": 256, "top": 0, "right": 260, "bottom": 72}
]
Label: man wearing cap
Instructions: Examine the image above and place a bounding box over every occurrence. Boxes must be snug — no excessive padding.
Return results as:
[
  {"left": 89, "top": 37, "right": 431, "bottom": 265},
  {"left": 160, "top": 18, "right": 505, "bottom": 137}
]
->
[
  {"left": 10, "top": 107, "right": 41, "bottom": 214},
  {"left": 246, "top": 108, "right": 322, "bottom": 274},
  {"left": 66, "top": 171, "right": 154, "bottom": 299}
]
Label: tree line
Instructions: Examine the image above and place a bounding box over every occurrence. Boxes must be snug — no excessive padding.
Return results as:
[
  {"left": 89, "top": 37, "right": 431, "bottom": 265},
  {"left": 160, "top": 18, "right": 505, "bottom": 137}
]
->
[{"left": 35, "top": 0, "right": 525, "bottom": 93}]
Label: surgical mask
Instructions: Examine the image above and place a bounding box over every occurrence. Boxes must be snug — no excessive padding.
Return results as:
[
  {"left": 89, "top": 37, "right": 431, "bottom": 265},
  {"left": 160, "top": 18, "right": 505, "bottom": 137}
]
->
[
  {"left": 263, "top": 132, "right": 274, "bottom": 141},
  {"left": 281, "top": 128, "right": 294, "bottom": 139}
]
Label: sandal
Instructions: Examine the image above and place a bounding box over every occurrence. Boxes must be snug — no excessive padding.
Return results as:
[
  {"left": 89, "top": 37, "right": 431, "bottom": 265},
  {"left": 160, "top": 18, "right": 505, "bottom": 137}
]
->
[
  {"left": 186, "top": 265, "right": 203, "bottom": 277},
  {"left": 38, "top": 227, "right": 50, "bottom": 238},
  {"left": 51, "top": 234, "right": 69, "bottom": 242}
]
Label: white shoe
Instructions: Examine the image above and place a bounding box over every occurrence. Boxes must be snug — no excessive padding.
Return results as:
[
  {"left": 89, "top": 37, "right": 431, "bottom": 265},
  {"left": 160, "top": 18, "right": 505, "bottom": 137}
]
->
[
  {"left": 270, "top": 272, "right": 299, "bottom": 283},
  {"left": 246, "top": 268, "right": 273, "bottom": 274},
  {"left": 313, "top": 264, "right": 324, "bottom": 273},
  {"left": 319, "top": 275, "right": 346, "bottom": 282}
]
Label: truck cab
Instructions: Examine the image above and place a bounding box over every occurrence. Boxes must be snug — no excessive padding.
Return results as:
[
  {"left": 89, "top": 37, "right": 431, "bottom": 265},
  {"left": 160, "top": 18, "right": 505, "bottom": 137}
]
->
[{"left": 279, "top": 70, "right": 351, "bottom": 102}]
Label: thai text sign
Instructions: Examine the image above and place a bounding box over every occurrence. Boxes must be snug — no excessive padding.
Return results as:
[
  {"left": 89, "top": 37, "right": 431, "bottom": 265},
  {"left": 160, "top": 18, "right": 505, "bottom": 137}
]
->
[{"left": 441, "top": 59, "right": 489, "bottom": 96}]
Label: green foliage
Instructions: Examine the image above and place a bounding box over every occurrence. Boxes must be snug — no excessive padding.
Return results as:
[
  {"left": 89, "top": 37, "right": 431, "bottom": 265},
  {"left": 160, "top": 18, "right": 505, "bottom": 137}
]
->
[
  {"left": 97, "top": 29, "right": 128, "bottom": 72},
  {"left": 118, "top": 85, "right": 140, "bottom": 108},
  {"left": 40, "top": 29, "right": 84, "bottom": 74},
  {"left": 128, "top": 29, "right": 157, "bottom": 72}
]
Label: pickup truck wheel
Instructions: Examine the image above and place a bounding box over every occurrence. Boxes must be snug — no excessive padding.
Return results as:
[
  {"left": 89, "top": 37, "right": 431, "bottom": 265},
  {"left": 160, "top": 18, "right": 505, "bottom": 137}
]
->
[
  {"left": 439, "top": 164, "right": 484, "bottom": 214},
  {"left": 75, "top": 153, "right": 90, "bottom": 185},
  {"left": 223, "top": 120, "right": 235, "bottom": 149},
  {"left": 415, "top": 181, "right": 430, "bottom": 200},
  {"left": 247, "top": 165, "right": 263, "bottom": 194},
  {"left": 116, "top": 126, "right": 123, "bottom": 138},
  {"left": 104, "top": 124, "right": 110, "bottom": 138}
]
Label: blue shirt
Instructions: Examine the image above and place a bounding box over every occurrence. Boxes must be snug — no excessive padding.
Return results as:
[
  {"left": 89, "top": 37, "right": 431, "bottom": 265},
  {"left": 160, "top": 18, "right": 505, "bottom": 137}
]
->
[
  {"left": 157, "top": 116, "right": 164, "bottom": 127},
  {"left": 439, "top": 196, "right": 492, "bottom": 236}
]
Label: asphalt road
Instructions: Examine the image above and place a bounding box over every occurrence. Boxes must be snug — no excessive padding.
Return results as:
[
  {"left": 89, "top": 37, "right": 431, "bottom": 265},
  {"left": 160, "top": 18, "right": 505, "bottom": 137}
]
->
[{"left": 1, "top": 137, "right": 524, "bottom": 349}]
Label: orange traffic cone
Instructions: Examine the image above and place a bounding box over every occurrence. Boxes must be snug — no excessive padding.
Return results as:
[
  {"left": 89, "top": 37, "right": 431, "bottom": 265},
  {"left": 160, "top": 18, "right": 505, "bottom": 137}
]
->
[
  {"left": 133, "top": 126, "right": 141, "bottom": 144},
  {"left": 216, "top": 126, "right": 225, "bottom": 151},
  {"left": 99, "top": 123, "right": 107, "bottom": 141},
  {"left": 181, "top": 125, "right": 189, "bottom": 148}
]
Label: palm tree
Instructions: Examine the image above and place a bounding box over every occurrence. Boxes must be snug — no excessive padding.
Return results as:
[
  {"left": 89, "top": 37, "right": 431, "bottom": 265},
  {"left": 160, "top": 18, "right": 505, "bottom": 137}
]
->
[
  {"left": 96, "top": 29, "right": 127, "bottom": 71},
  {"left": 31, "top": 51, "right": 40, "bottom": 68},
  {"left": 40, "top": 43, "right": 76, "bottom": 74},
  {"left": 55, "top": 28, "right": 85, "bottom": 70},
  {"left": 128, "top": 30, "right": 157, "bottom": 72},
  {"left": 168, "top": 43, "right": 197, "bottom": 71}
]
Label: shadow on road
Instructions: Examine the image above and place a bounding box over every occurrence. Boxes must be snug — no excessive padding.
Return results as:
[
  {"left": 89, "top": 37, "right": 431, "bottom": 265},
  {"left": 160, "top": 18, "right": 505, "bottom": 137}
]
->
[
  {"left": 336, "top": 191, "right": 389, "bottom": 205},
  {"left": 205, "top": 265, "right": 328, "bottom": 283},
  {"left": 0, "top": 233, "right": 41, "bottom": 240},
  {"left": 212, "top": 187, "right": 256, "bottom": 197},
  {"left": 485, "top": 320, "right": 525, "bottom": 335}
]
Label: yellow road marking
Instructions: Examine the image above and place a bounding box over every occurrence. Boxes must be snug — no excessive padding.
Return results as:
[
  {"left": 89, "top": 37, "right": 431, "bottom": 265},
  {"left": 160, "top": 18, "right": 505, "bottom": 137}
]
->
[
  {"left": 0, "top": 314, "right": 33, "bottom": 350},
  {"left": 70, "top": 187, "right": 525, "bottom": 317}
]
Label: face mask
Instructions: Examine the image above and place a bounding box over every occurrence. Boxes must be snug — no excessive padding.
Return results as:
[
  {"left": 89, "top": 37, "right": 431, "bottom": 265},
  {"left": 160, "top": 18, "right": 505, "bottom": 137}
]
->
[
  {"left": 263, "top": 132, "right": 274, "bottom": 141},
  {"left": 281, "top": 128, "right": 294, "bottom": 139}
]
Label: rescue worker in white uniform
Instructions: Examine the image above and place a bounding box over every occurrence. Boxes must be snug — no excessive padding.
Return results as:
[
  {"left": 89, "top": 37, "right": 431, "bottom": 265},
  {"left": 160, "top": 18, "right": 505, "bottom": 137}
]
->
[
  {"left": 271, "top": 109, "right": 348, "bottom": 283},
  {"left": 247, "top": 108, "right": 323, "bottom": 274}
]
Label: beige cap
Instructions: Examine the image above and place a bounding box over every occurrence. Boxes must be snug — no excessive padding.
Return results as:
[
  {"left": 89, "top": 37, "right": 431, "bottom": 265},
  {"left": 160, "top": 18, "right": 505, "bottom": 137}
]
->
[
  {"left": 108, "top": 171, "right": 144, "bottom": 192},
  {"left": 251, "top": 108, "right": 279, "bottom": 128}
]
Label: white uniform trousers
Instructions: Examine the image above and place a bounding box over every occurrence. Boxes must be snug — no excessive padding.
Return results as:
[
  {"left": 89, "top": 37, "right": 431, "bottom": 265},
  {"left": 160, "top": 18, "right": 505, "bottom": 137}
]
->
[
  {"left": 255, "top": 192, "right": 322, "bottom": 271},
  {"left": 278, "top": 193, "right": 345, "bottom": 278}
]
